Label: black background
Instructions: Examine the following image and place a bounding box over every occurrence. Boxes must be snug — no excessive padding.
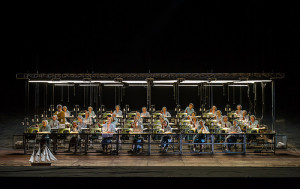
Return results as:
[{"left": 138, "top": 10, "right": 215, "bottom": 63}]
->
[{"left": 4, "top": 0, "right": 300, "bottom": 117}]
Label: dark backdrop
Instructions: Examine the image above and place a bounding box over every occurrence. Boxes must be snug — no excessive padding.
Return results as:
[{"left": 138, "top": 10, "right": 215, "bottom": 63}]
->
[{"left": 4, "top": 0, "right": 300, "bottom": 120}]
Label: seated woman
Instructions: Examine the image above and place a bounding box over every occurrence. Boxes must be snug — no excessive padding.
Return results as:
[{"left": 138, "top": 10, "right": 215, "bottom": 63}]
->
[
  {"left": 190, "top": 116, "right": 199, "bottom": 129},
  {"left": 240, "top": 110, "right": 249, "bottom": 122},
  {"left": 225, "top": 119, "right": 242, "bottom": 152},
  {"left": 160, "top": 120, "right": 172, "bottom": 152},
  {"left": 111, "top": 113, "right": 119, "bottom": 126},
  {"left": 88, "top": 106, "right": 96, "bottom": 118},
  {"left": 135, "top": 112, "right": 143, "bottom": 123},
  {"left": 248, "top": 115, "right": 259, "bottom": 129},
  {"left": 68, "top": 121, "right": 82, "bottom": 152},
  {"left": 188, "top": 112, "right": 197, "bottom": 121},
  {"left": 141, "top": 107, "right": 150, "bottom": 117},
  {"left": 63, "top": 106, "right": 71, "bottom": 117},
  {"left": 185, "top": 103, "right": 195, "bottom": 116},
  {"left": 128, "top": 116, "right": 144, "bottom": 153},
  {"left": 49, "top": 115, "right": 60, "bottom": 129},
  {"left": 215, "top": 110, "right": 223, "bottom": 124},
  {"left": 54, "top": 104, "right": 65, "bottom": 124},
  {"left": 161, "top": 107, "right": 171, "bottom": 117},
  {"left": 235, "top": 105, "right": 243, "bottom": 118},
  {"left": 39, "top": 120, "right": 51, "bottom": 148},
  {"left": 77, "top": 116, "right": 87, "bottom": 129},
  {"left": 83, "top": 111, "right": 93, "bottom": 126},
  {"left": 210, "top": 106, "right": 217, "bottom": 118},
  {"left": 113, "top": 105, "right": 123, "bottom": 117},
  {"left": 192, "top": 120, "right": 209, "bottom": 152},
  {"left": 221, "top": 116, "right": 232, "bottom": 128},
  {"left": 101, "top": 117, "right": 116, "bottom": 153}
]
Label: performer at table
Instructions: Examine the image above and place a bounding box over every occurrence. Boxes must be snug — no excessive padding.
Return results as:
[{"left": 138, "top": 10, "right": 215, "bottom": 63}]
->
[
  {"left": 67, "top": 121, "right": 82, "bottom": 152},
  {"left": 54, "top": 104, "right": 65, "bottom": 124},
  {"left": 221, "top": 116, "right": 232, "bottom": 128},
  {"left": 192, "top": 120, "right": 209, "bottom": 152},
  {"left": 113, "top": 105, "right": 123, "bottom": 117},
  {"left": 225, "top": 119, "right": 242, "bottom": 152},
  {"left": 240, "top": 110, "right": 249, "bottom": 122},
  {"left": 161, "top": 107, "right": 171, "bottom": 117},
  {"left": 235, "top": 105, "right": 243, "bottom": 117},
  {"left": 248, "top": 115, "right": 259, "bottom": 129},
  {"left": 49, "top": 115, "right": 59, "bottom": 129},
  {"left": 128, "top": 116, "right": 144, "bottom": 153},
  {"left": 39, "top": 120, "right": 51, "bottom": 148},
  {"left": 160, "top": 120, "right": 172, "bottom": 152},
  {"left": 77, "top": 116, "right": 87, "bottom": 129},
  {"left": 210, "top": 106, "right": 217, "bottom": 117},
  {"left": 141, "top": 107, "right": 150, "bottom": 117},
  {"left": 188, "top": 112, "right": 197, "bottom": 121},
  {"left": 88, "top": 106, "right": 96, "bottom": 118},
  {"left": 215, "top": 110, "right": 223, "bottom": 123},
  {"left": 101, "top": 117, "right": 116, "bottom": 153},
  {"left": 83, "top": 111, "right": 93, "bottom": 125},
  {"left": 63, "top": 106, "right": 71, "bottom": 117},
  {"left": 185, "top": 103, "right": 195, "bottom": 116}
]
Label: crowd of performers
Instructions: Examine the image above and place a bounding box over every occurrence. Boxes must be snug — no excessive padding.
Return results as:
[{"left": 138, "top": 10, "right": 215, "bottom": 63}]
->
[{"left": 35, "top": 103, "right": 261, "bottom": 154}]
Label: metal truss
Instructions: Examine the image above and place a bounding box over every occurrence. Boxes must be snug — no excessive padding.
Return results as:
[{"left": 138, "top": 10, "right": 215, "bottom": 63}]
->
[{"left": 16, "top": 72, "right": 285, "bottom": 80}]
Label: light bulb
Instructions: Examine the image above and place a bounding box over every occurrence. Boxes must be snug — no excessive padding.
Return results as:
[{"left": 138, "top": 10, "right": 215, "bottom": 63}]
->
[
  {"left": 41, "top": 114, "right": 43, "bottom": 118},
  {"left": 32, "top": 119, "right": 34, "bottom": 122},
  {"left": 49, "top": 108, "right": 51, "bottom": 111}
]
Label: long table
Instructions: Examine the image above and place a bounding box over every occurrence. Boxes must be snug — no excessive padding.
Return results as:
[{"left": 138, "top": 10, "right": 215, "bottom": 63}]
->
[{"left": 21, "top": 132, "right": 276, "bottom": 155}]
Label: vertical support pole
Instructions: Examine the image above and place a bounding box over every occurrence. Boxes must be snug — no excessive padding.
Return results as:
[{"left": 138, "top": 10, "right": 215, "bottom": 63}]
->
[
  {"left": 61, "top": 86, "right": 63, "bottom": 102},
  {"left": 243, "top": 134, "right": 246, "bottom": 154},
  {"left": 148, "top": 134, "right": 151, "bottom": 155},
  {"left": 211, "top": 134, "right": 214, "bottom": 154},
  {"left": 52, "top": 84, "right": 55, "bottom": 107},
  {"left": 211, "top": 86, "right": 213, "bottom": 107},
  {"left": 23, "top": 134, "right": 26, "bottom": 155},
  {"left": 272, "top": 80, "right": 275, "bottom": 132},
  {"left": 261, "top": 82, "right": 265, "bottom": 121},
  {"left": 25, "top": 80, "right": 29, "bottom": 116},
  {"left": 240, "top": 86, "right": 242, "bottom": 105},
  {"left": 116, "top": 130, "right": 119, "bottom": 155},
  {"left": 179, "top": 134, "right": 182, "bottom": 155},
  {"left": 114, "top": 86, "right": 116, "bottom": 107},
  {"left": 146, "top": 78, "right": 152, "bottom": 110}
]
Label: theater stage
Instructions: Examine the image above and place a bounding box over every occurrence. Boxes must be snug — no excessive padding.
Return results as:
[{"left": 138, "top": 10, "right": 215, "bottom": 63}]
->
[{"left": 1, "top": 149, "right": 300, "bottom": 177}]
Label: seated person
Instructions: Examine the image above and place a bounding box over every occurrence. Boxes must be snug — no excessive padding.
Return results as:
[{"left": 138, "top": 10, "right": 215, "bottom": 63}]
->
[
  {"left": 248, "top": 115, "right": 259, "bottom": 129},
  {"left": 83, "top": 111, "right": 93, "bottom": 125},
  {"left": 215, "top": 110, "right": 223, "bottom": 123},
  {"left": 101, "top": 117, "right": 116, "bottom": 153},
  {"left": 77, "top": 116, "right": 87, "bottom": 129},
  {"left": 39, "top": 120, "right": 51, "bottom": 132},
  {"left": 235, "top": 105, "right": 243, "bottom": 117},
  {"left": 192, "top": 120, "right": 209, "bottom": 152},
  {"left": 221, "top": 116, "right": 232, "bottom": 128},
  {"left": 141, "top": 107, "right": 150, "bottom": 117},
  {"left": 39, "top": 120, "right": 51, "bottom": 147},
  {"left": 54, "top": 104, "right": 65, "bottom": 124},
  {"left": 185, "top": 103, "right": 195, "bottom": 116},
  {"left": 135, "top": 112, "right": 143, "bottom": 123},
  {"left": 63, "top": 106, "right": 71, "bottom": 117},
  {"left": 240, "top": 110, "right": 249, "bottom": 122},
  {"left": 49, "top": 115, "right": 60, "bottom": 129},
  {"left": 113, "top": 105, "right": 123, "bottom": 117},
  {"left": 128, "top": 116, "right": 144, "bottom": 153},
  {"left": 190, "top": 116, "right": 200, "bottom": 129},
  {"left": 160, "top": 120, "right": 172, "bottom": 152},
  {"left": 188, "top": 112, "right": 197, "bottom": 121},
  {"left": 225, "top": 119, "right": 242, "bottom": 152},
  {"left": 68, "top": 121, "right": 82, "bottom": 152},
  {"left": 161, "top": 107, "right": 171, "bottom": 117},
  {"left": 159, "top": 115, "right": 169, "bottom": 128},
  {"left": 111, "top": 113, "right": 119, "bottom": 126},
  {"left": 210, "top": 106, "right": 217, "bottom": 117},
  {"left": 88, "top": 106, "right": 96, "bottom": 118}
]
